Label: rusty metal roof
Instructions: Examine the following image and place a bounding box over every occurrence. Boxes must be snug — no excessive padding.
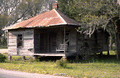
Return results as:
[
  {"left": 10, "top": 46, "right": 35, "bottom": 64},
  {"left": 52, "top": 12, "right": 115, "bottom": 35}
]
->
[{"left": 6, "top": 9, "right": 79, "bottom": 30}]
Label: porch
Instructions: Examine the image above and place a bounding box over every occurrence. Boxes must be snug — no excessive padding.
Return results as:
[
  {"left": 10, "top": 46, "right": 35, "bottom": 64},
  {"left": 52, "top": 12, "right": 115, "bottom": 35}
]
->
[
  {"left": 34, "top": 53, "right": 66, "bottom": 57},
  {"left": 34, "top": 26, "right": 77, "bottom": 56}
]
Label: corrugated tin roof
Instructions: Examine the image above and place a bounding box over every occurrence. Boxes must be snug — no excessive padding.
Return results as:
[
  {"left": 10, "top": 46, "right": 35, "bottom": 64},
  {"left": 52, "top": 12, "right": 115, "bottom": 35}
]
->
[{"left": 6, "top": 9, "right": 79, "bottom": 30}]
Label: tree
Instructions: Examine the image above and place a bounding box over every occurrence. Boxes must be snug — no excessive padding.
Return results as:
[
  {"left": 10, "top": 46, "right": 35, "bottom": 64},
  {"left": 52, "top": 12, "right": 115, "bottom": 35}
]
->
[
  {"left": 0, "top": 0, "right": 19, "bottom": 27},
  {"left": 58, "top": 0, "right": 120, "bottom": 58},
  {"left": 0, "top": 0, "right": 57, "bottom": 47},
  {"left": 0, "top": 0, "right": 57, "bottom": 27},
  {"left": 59, "top": 0, "right": 119, "bottom": 35}
]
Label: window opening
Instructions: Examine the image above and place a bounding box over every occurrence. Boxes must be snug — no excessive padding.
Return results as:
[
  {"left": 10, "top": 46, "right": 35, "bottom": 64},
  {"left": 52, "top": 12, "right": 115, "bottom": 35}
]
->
[{"left": 17, "top": 34, "right": 23, "bottom": 48}]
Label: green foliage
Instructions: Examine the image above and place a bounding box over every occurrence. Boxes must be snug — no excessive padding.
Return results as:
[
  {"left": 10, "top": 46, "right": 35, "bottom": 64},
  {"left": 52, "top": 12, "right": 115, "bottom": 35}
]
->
[
  {"left": 17, "top": 0, "right": 44, "bottom": 19},
  {"left": 58, "top": 0, "right": 119, "bottom": 36},
  {"left": 103, "top": 51, "right": 116, "bottom": 55},
  {"left": 56, "top": 58, "right": 68, "bottom": 68},
  {"left": 0, "top": 0, "right": 56, "bottom": 28},
  {"left": 0, "top": 36, "right": 7, "bottom": 46},
  {"left": 0, "top": 53, "right": 6, "bottom": 62},
  {"left": 58, "top": 0, "right": 119, "bottom": 55},
  {"left": 0, "top": 14, "right": 12, "bottom": 29}
]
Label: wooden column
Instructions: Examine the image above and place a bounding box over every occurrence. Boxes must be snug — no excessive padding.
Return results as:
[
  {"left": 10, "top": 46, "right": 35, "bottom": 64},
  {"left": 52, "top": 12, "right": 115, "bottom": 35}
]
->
[
  {"left": 48, "top": 30, "right": 49, "bottom": 53},
  {"left": 63, "top": 26, "right": 66, "bottom": 59},
  {"left": 64, "top": 26, "right": 66, "bottom": 54}
]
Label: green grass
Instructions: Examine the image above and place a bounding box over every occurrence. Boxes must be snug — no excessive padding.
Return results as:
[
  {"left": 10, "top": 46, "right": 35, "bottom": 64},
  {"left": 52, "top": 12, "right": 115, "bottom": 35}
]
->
[
  {"left": 0, "top": 51, "right": 120, "bottom": 78},
  {"left": 103, "top": 51, "right": 116, "bottom": 55}
]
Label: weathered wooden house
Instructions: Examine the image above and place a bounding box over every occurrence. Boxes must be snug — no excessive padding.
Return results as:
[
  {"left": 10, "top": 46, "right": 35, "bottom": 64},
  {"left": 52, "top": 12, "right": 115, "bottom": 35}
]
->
[{"left": 6, "top": 3, "right": 109, "bottom": 59}]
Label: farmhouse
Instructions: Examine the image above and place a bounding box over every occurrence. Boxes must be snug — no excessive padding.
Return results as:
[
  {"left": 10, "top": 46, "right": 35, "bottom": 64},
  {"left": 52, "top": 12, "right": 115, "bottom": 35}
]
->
[{"left": 6, "top": 3, "right": 109, "bottom": 59}]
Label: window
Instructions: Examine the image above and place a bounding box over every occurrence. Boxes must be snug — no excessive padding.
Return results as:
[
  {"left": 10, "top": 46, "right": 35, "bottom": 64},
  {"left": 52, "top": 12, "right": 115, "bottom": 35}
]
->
[{"left": 17, "top": 34, "right": 23, "bottom": 48}]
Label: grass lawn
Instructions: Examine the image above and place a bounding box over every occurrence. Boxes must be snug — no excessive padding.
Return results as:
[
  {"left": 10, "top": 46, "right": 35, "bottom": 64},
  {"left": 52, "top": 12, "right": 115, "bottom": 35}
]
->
[{"left": 0, "top": 51, "right": 120, "bottom": 78}]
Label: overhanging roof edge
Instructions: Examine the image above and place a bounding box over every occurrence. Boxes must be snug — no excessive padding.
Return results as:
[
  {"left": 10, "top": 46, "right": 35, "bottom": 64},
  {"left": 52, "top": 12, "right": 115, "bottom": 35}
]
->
[{"left": 7, "top": 23, "right": 80, "bottom": 30}]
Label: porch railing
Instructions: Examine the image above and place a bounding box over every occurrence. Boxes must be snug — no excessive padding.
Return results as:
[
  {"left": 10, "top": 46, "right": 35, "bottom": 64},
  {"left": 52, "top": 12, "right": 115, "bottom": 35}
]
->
[{"left": 56, "top": 44, "right": 68, "bottom": 53}]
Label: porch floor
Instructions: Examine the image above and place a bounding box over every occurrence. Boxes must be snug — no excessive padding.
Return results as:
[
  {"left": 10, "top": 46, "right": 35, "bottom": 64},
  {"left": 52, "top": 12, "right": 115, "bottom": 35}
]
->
[{"left": 34, "top": 53, "right": 66, "bottom": 57}]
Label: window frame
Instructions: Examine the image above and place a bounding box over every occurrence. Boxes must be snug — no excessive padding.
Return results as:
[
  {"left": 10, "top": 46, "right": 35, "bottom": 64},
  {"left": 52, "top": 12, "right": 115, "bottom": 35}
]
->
[{"left": 17, "top": 34, "right": 23, "bottom": 48}]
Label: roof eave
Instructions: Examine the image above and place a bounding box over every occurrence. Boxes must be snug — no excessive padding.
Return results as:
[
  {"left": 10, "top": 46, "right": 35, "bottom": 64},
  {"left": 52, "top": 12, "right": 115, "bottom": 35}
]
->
[{"left": 7, "top": 23, "right": 80, "bottom": 30}]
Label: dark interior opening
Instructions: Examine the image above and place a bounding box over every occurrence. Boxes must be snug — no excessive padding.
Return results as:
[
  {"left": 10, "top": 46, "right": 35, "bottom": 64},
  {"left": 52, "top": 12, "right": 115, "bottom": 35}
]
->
[{"left": 17, "top": 34, "right": 23, "bottom": 48}]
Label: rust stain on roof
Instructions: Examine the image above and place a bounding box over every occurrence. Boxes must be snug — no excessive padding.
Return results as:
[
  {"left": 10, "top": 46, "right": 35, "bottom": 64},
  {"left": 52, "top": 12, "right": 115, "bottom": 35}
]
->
[{"left": 7, "top": 9, "right": 79, "bottom": 30}]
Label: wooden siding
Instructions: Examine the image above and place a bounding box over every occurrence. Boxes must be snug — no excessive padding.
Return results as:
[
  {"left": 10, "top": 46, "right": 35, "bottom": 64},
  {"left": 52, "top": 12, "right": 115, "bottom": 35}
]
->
[
  {"left": 8, "top": 27, "right": 109, "bottom": 57},
  {"left": 8, "top": 29, "right": 34, "bottom": 56},
  {"left": 68, "top": 29, "right": 77, "bottom": 53},
  {"left": 8, "top": 31, "right": 17, "bottom": 55},
  {"left": 97, "top": 30, "right": 109, "bottom": 51},
  {"left": 77, "top": 33, "right": 96, "bottom": 54},
  {"left": 77, "top": 29, "right": 109, "bottom": 54}
]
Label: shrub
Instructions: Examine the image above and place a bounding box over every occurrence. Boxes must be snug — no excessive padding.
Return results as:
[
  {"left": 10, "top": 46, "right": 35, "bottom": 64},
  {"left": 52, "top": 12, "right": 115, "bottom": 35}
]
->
[
  {"left": 0, "top": 53, "right": 6, "bottom": 62},
  {"left": 56, "top": 58, "right": 68, "bottom": 68}
]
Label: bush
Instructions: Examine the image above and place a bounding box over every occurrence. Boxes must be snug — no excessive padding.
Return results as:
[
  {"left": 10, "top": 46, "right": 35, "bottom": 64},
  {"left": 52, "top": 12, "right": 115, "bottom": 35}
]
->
[
  {"left": 56, "top": 58, "right": 68, "bottom": 68},
  {"left": 0, "top": 53, "right": 6, "bottom": 62}
]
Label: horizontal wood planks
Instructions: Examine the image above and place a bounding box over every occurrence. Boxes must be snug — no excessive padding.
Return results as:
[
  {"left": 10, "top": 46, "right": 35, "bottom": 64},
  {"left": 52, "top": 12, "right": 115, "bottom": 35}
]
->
[
  {"left": 34, "top": 53, "right": 65, "bottom": 57},
  {"left": 8, "top": 29, "right": 34, "bottom": 56}
]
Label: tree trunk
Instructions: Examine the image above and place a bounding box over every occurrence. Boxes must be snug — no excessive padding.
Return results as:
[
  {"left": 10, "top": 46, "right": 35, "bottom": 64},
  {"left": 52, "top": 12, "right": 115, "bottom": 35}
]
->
[
  {"left": 109, "top": 35, "right": 113, "bottom": 50},
  {"left": 115, "top": 33, "right": 119, "bottom": 59},
  {"left": 111, "top": 19, "right": 119, "bottom": 59}
]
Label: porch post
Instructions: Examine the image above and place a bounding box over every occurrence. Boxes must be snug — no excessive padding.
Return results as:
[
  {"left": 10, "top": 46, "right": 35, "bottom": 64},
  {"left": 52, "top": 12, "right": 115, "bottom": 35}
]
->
[
  {"left": 48, "top": 30, "right": 49, "bottom": 53},
  {"left": 64, "top": 26, "right": 66, "bottom": 54}
]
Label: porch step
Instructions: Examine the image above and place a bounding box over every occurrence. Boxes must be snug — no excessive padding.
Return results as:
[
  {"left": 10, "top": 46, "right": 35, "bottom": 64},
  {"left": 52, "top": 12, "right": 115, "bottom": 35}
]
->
[{"left": 34, "top": 53, "right": 65, "bottom": 57}]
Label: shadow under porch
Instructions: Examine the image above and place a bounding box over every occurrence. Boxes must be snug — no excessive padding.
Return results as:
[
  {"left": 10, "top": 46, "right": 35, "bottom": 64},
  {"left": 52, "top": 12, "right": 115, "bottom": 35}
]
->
[{"left": 33, "top": 26, "right": 77, "bottom": 57}]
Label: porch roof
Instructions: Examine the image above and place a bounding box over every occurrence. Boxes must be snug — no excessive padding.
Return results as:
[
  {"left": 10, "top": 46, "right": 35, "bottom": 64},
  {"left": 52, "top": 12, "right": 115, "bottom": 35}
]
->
[{"left": 6, "top": 9, "right": 79, "bottom": 30}]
